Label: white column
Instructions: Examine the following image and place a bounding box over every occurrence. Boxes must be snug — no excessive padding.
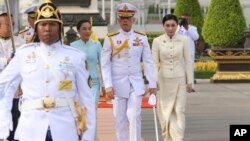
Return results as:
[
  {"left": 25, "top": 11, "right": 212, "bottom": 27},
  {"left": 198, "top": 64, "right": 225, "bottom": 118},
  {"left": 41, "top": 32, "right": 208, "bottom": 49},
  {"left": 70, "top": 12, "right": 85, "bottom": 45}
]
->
[
  {"left": 137, "top": 4, "right": 141, "bottom": 26},
  {"left": 110, "top": 0, "right": 114, "bottom": 25},
  {"left": 101, "top": 0, "right": 105, "bottom": 20},
  {"left": 162, "top": 4, "right": 166, "bottom": 17},
  {"left": 167, "top": 0, "right": 171, "bottom": 14}
]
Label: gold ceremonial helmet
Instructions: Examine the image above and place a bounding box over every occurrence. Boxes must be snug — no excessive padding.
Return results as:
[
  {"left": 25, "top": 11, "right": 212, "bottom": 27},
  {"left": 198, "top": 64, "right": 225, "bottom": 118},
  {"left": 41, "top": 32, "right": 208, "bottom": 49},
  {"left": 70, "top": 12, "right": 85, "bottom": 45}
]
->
[{"left": 32, "top": 0, "right": 64, "bottom": 42}]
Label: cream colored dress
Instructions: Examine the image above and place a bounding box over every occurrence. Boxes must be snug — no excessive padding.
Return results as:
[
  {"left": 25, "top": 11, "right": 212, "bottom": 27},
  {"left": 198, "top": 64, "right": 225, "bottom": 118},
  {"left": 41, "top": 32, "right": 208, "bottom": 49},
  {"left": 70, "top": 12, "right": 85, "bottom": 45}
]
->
[{"left": 152, "top": 33, "right": 193, "bottom": 141}]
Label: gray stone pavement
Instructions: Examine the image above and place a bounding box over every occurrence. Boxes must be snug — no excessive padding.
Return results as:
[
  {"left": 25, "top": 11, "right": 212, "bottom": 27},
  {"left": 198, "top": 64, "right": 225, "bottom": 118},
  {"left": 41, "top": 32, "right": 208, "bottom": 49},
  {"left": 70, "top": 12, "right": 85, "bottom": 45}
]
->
[{"left": 97, "top": 79, "right": 250, "bottom": 141}]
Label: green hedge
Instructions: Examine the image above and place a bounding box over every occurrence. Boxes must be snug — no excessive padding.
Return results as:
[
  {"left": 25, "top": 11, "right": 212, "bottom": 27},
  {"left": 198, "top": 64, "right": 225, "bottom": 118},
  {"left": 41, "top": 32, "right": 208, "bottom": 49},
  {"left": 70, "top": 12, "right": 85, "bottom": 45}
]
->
[
  {"left": 202, "top": 0, "right": 246, "bottom": 46},
  {"left": 195, "top": 71, "right": 215, "bottom": 79}
]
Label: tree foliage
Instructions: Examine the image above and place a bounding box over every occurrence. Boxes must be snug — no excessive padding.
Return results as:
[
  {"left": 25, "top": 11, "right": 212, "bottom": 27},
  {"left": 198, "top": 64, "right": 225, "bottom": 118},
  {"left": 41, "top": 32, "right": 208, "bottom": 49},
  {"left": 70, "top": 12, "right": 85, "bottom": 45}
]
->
[
  {"left": 174, "top": 0, "right": 204, "bottom": 37},
  {"left": 202, "top": 0, "right": 246, "bottom": 46}
]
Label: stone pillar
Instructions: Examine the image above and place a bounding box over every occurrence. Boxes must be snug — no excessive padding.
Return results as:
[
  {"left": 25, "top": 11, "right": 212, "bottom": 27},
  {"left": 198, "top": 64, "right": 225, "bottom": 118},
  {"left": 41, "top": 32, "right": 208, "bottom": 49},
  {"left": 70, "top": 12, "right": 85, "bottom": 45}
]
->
[
  {"left": 110, "top": 0, "right": 114, "bottom": 25},
  {"left": 167, "top": 0, "right": 171, "bottom": 14},
  {"left": 162, "top": 3, "right": 166, "bottom": 17},
  {"left": 137, "top": 3, "right": 141, "bottom": 26},
  {"left": 101, "top": 0, "right": 105, "bottom": 20}
]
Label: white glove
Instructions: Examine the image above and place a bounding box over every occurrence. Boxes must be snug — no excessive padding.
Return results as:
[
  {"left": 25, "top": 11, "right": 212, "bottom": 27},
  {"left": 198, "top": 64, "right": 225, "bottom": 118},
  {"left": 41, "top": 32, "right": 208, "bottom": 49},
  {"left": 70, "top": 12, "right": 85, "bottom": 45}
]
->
[
  {"left": 148, "top": 94, "right": 157, "bottom": 106},
  {"left": 0, "top": 120, "right": 13, "bottom": 139}
]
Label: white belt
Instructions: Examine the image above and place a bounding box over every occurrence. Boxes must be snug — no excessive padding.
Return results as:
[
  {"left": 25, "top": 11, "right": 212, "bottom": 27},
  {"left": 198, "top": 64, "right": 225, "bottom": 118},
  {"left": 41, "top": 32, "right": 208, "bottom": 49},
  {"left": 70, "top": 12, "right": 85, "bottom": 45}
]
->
[{"left": 21, "top": 98, "right": 73, "bottom": 111}]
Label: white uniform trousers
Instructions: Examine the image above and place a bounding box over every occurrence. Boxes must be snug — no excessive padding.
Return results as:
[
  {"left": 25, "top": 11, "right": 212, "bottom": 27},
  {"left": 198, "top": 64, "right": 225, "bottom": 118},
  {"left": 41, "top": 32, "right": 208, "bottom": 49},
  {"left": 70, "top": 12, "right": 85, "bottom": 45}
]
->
[
  {"left": 113, "top": 88, "right": 142, "bottom": 141},
  {"left": 157, "top": 77, "right": 187, "bottom": 141}
]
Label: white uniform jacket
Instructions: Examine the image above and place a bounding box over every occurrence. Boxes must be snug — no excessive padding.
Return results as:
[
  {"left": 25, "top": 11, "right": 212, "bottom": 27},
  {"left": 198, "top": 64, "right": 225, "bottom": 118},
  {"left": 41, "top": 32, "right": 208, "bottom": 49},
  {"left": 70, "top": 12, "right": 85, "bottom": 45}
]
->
[
  {"left": 0, "top": 36, "right": 24, "bottom": 71},
  {"left": 177, "top": 25, "right": 199, "bottom": 57},
  {"left": 152, "top": 34, "right": 193, "bottom": 84},
  {"left": 101, "top": 29, "right": 156, "bottom": 98},
  {"left": 18, "top": 26, "right": 34, "bottom": 43},
  {"left": 0, "top": 41, "right": 96, "bottom": 141}
]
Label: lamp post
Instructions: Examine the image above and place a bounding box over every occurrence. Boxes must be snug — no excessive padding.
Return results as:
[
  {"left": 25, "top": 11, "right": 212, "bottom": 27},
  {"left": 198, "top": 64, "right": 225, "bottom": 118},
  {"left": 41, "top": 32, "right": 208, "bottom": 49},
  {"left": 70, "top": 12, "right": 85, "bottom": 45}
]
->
[{"left": 65, "top": 25, "right": 77, "bottom": 45}]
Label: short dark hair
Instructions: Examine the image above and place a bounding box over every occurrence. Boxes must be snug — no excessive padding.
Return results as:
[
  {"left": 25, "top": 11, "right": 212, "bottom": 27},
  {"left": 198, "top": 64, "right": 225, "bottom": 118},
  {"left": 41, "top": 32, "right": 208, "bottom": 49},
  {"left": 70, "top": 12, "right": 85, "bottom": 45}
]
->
[
  {"left": 162, "top": 14, "right": 178, "bottom": 25},
  {"left": 76, "top": 19, "right": 91, "bottom": 30},
  {"left": 0, "top": 13, "right": 13, "bottom": 17}
]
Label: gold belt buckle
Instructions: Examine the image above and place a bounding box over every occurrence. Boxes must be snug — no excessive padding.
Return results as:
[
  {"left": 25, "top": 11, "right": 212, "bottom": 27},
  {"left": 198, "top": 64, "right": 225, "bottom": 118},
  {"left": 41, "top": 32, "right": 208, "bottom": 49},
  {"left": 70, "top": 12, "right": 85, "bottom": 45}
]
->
[{"left": 43, "top": 96, "right": 55, "bottom": 109}]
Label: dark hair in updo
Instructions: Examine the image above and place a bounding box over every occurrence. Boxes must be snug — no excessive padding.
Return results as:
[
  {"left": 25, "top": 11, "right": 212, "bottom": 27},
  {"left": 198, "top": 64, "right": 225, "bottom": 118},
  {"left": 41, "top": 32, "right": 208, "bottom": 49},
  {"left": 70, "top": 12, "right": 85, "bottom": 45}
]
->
[
  {"left": 76, "top": 19, "right": 91, "bottom": 30},
  {"left": 162, "top": 14, "right": 178, "bottom": 25}
]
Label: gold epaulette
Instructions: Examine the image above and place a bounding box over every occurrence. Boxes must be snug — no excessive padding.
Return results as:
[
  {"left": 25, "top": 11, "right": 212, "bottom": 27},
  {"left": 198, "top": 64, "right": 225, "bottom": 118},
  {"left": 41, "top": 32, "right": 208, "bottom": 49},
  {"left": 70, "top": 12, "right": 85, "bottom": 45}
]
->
[
  {"left": 134, "top": 30, "right": 146, "bottom": 36},
  {"left": 107, "top": 31, "right": 119, "bottom": 37},
  {"left": 18, "top": 28, "right": 29, "bottom": 34}
]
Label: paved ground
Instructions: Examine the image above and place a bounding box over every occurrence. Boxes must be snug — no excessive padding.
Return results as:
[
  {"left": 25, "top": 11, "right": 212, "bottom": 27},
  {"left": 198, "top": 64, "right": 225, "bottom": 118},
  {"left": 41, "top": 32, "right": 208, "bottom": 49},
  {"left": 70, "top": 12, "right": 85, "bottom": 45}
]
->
[{"left": 96, "top": 79, "right": 250, "bottom": 141}]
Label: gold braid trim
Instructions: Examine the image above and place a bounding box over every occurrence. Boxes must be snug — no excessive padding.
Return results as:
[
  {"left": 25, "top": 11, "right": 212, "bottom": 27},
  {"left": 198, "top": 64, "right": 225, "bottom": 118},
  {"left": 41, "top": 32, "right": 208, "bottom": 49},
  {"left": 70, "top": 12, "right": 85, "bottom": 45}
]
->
[{"left": 109, "top": 37, "right": 129, "bottom": 57}]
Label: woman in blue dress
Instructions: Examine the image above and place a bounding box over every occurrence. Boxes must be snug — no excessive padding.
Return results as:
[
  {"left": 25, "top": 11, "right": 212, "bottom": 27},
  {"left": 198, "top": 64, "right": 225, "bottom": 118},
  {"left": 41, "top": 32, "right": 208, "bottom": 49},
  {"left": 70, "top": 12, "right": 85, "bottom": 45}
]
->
[{"left": 71, "top": 19, "right": 104, "bottom": 106}]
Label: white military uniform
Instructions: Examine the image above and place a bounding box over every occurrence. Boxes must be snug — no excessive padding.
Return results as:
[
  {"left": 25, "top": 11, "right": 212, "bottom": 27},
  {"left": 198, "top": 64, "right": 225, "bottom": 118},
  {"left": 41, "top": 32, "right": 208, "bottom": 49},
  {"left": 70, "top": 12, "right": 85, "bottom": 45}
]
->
[
  {"left": 0, "top": 41, "right": 96, "bottom": 141},
  {"left": 177, "top": 25, "right": 199, "bottom": 88},
  {"left": 0, "top": 36, "right": 24, "bottom": 71},
  {"left": 101, "top": 29, "right": 156, "bottom": 141},
  {"left": 0, "top": 36, "right": 24, "bottom": 139},
  {"left": 18, "top": 26, "right": 34, "bottom": 43}
]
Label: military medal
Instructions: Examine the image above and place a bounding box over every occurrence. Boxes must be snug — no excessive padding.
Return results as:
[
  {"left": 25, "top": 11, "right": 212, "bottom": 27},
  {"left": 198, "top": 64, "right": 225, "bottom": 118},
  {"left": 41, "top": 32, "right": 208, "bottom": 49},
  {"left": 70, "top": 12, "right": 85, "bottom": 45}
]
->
[
  {"left": 58, "top": 80, "right": 73, "bottom": 90},
  {"left": 117, "top": 40, "right": 122, "bottom": 45},
  {"left": 133, "top": 37, "right": 143, "bottom": 46},
  {"left": 58, "top": 56, "right": 73, "bottom": 90},
  {"left": 25, "top": 51, "right": 36, "bottom": 63}
]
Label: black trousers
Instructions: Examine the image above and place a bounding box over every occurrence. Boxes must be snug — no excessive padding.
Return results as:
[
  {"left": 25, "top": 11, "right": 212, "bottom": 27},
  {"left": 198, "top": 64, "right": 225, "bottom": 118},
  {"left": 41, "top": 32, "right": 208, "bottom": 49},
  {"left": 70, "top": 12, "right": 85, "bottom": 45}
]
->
[
  {"left": 7, "top": 99, "right": 20, "bottom": 141},
  {"left": 45, "top": 129, "right": 53, "bottom": 141}
]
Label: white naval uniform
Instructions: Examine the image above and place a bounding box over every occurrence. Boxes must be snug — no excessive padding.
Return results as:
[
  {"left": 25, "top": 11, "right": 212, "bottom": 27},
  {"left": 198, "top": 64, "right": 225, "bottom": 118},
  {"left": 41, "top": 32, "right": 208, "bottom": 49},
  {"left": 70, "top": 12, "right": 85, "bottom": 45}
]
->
[
  {"left": 177, "top": 25, "right": 199, "bottom": 88},
  {"left": 0, "top": 36, "right": 24, "bottom": 139},
  {"left": 18, "top": 26, "right": 34, "bottom": 43},
  {"left": 0, "top": 41, "right": 96, "bottom": 141},
  {"left": 0, "top": 36, "right": 24, "bottom": 71},
  {"left": 101, "top": 29, "right": 156, "bottom": 141}
]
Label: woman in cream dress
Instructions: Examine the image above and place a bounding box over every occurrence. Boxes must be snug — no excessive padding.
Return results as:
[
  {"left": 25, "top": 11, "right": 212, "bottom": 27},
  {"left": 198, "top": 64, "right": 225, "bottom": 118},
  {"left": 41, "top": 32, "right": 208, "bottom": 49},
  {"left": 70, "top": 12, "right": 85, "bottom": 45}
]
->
[{"left": 152, "top": 14, "right": 193, "bottom": 141}]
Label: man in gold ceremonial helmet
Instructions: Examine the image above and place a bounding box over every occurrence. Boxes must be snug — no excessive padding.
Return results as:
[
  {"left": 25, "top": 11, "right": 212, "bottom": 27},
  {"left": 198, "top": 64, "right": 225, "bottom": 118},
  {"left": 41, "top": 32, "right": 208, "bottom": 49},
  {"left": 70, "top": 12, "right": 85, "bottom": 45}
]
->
[{"left": 0, "top": 0, "right": 96, "bottom": 141}]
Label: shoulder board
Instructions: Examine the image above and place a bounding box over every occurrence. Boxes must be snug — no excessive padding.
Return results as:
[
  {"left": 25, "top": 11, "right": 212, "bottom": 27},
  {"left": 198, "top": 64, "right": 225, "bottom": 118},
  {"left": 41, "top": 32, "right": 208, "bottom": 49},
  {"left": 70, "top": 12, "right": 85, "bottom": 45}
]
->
[
  {"left": 18, "top": 28, "right": 29, "bottom": 34},
  {"left": 107, "top": 31, "right": 119, "bottom": 37},
  {"left": 63, "top": 45, "right": 82, "bottom": 53},
  {"left": 18, "top": 43, "right": 35, "bottom": 50},
  {"left": 134, "top": 30, "right": 146, "bottom": 36}
]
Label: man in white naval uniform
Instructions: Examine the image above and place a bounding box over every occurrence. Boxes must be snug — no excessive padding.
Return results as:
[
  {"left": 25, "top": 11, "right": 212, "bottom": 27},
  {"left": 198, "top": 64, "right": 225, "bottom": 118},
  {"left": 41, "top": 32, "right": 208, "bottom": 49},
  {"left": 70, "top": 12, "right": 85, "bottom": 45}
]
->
[
  {"left": 101, "top": 3, "right": 157, "bottom": 141},
  {"left": 0, "top": 1, "right": 96, "bottom": 141},
  {"left": 177, "top": 13, "right": 199, "bottom": 92},
  {"left": 0, "top": 12, "right": 25, "bottom": 141},
  {"left": 18, "top": 4, "right": 39, "bottom": 43}
]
